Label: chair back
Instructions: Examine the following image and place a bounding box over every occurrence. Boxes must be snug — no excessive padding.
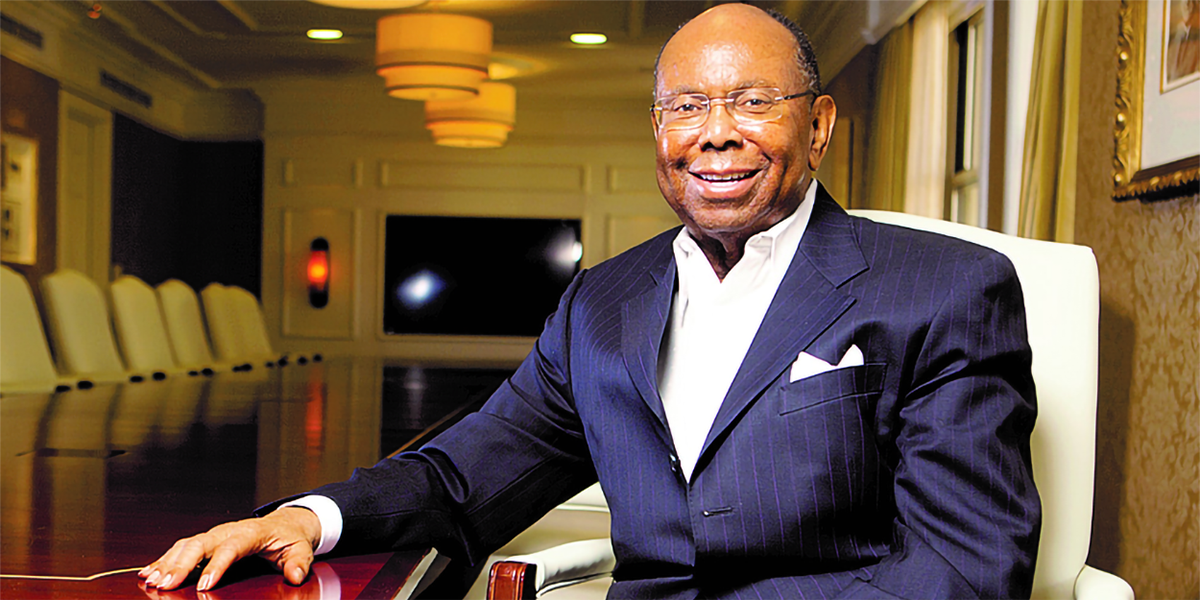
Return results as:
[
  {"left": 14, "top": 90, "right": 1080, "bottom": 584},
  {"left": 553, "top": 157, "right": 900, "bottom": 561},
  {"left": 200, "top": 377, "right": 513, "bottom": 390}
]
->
[
  {"left": 110, "top": 275, "right": 177, "bottom": 372},
  {"left": 1, "top": 266, "right": 61, "bottom": 393},
  {"left": 226, "top": 286, "right": 276, "bottom": 360},
  {"left": 40, "top": 269, "right": 127, "bottom": 380},
  {"left": 157, "top": 279, "right": 216, "bottom": 369},
  {"left": 201, "top": 283, "right": 244, "bottom": 362},
  {"left": 848, "top": 210, "right": 1099, "bottom": 600}
]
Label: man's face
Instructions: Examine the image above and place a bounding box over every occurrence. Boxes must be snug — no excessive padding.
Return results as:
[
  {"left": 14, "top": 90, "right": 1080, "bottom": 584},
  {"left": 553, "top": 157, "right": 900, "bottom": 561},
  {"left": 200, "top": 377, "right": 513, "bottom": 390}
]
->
[{"left": 653, "top": 7, "right": 828, "bottom": 246}]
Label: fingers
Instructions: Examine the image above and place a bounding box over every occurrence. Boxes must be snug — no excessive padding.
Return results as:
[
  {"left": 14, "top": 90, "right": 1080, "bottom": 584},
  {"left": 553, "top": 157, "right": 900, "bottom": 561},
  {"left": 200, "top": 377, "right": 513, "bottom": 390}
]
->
[
  {"left": 280, "top": 549, "right": 314, "bottom": 586},
  {"left": 140, "top": 511, "right": 320, "bottom": 592},
  {"left": 140, "top": 536, "right": 208, "bottom": 590},
  {"left": 141, "top": 520, "right": 262, "bottom": 591}
]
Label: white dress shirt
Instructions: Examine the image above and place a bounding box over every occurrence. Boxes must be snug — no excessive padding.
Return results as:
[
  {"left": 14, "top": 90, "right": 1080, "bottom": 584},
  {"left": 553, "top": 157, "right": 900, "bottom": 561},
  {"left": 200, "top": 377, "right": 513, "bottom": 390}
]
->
[
  {"left": 288, "top": 181, "right": 817, "bottom": 553},
  {"left": 657, "top": 181, "right": 815, "bottom": 480}
]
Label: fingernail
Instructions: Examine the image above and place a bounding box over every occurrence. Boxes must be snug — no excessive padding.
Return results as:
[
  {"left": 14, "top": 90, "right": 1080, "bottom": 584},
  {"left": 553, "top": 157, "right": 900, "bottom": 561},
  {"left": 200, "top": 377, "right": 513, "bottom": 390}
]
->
[
  {"left": 159, "top": 573, "right": 174, "bottom": 589},
  {"left": 294, "top": 566, "right": 306, "bottom": 581},
  {"left": 198, "top": 574, "right": 212, "bottom": 591},
  {"left": 145, "top": 570, "right": 161, "bottom": 586}
]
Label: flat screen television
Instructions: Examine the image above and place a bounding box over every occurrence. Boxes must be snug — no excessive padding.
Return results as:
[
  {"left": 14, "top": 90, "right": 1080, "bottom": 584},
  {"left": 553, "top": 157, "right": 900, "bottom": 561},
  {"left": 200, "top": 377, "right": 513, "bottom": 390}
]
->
[{"left": 383, "top": 215, "right": 582, "bottom": 337}]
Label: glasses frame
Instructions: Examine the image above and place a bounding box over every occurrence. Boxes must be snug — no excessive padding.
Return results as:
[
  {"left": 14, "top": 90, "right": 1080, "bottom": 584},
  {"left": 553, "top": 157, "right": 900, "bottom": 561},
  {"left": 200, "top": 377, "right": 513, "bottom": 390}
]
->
[{"left": 651, "top": 87, "right": 817, "bottom": 130}]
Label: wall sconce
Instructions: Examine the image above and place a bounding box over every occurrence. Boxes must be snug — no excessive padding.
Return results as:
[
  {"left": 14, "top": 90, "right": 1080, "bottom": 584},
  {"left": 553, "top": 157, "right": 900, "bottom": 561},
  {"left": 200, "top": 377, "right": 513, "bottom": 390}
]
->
[{"left": 307, "top": 238, "right": 330, "bottom": 308}]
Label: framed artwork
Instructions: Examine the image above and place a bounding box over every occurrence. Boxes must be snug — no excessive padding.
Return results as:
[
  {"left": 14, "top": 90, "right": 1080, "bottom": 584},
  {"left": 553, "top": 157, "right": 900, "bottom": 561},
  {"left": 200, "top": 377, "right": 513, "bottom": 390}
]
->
[{"left": 1114, "top": 0, "right": 1200, "bottom": 202}]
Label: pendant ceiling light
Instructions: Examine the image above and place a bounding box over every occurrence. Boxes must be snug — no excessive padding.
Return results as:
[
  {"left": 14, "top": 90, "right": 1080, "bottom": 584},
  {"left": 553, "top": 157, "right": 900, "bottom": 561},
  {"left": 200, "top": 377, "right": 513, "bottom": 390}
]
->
[
  {"left": 376, "top": 13, "right": 493, "bottom": 101},
  {"left": 310, "top": 0, "right": 428, "bottom": 8},
  {"left": 424, "top": 81, "right": 515, "bottom": 148}
]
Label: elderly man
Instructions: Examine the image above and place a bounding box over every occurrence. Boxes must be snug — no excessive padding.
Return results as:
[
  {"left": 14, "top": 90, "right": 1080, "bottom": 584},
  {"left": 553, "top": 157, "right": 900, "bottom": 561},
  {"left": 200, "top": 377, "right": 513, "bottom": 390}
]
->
[{"left": 142, "top": 5, "right": 1040, "bottom": 598}]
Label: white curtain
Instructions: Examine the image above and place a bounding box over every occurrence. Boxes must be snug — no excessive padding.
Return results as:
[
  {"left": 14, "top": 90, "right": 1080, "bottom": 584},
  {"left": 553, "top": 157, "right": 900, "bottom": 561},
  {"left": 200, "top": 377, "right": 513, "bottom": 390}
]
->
[
  {"left": 1018, "top": 0, "right": 1082, "bottom": 243},
  {"left": 904, "top": 0, "right": 950, "bottom": 219},
  {"left": 866, "top": 21, "right": 914, "bottom": 213}
]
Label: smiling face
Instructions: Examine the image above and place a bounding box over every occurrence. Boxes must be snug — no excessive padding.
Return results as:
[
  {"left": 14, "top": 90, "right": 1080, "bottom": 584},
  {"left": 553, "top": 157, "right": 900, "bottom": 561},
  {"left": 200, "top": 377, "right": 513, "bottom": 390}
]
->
[{"left": 653, "top": 5, "right": 834, "bottom": 259}]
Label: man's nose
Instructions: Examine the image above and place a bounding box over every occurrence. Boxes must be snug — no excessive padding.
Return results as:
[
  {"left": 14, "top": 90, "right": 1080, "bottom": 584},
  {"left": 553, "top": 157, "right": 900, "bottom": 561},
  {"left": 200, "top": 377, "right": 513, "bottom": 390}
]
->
[{"left": 697, "top": 100, "right": 743, "bottom": 150}]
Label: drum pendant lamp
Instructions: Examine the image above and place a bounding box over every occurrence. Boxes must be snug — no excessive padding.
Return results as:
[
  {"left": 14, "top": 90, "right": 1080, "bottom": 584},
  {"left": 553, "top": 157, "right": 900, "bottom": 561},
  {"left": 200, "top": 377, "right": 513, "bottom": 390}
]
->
[
  {"left": 424, "top": 81, "right": 516, "bottom": 148},
  {"left": 375, "top": 13, "right": 493, "bottom": 101}
]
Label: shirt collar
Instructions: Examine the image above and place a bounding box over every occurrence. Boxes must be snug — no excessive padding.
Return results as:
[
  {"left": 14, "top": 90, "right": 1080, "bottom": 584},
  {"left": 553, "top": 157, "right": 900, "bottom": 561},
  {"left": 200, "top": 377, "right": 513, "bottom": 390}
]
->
[{"left": 672, "top": 179, "right": 817, "bottom": 271}]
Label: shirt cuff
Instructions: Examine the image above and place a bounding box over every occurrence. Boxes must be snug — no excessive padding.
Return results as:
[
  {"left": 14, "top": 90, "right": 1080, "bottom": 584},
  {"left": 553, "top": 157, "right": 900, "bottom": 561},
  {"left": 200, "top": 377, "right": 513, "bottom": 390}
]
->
[{"left": 278, "top": 495, "right": 342, "bottom": 556}]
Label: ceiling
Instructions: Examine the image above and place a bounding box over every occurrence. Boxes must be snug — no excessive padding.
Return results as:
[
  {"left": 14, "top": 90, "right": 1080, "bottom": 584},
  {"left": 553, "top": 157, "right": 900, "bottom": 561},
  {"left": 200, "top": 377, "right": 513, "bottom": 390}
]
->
[{"left": 66, "top": 0, "right": 811, "bottom": 99}]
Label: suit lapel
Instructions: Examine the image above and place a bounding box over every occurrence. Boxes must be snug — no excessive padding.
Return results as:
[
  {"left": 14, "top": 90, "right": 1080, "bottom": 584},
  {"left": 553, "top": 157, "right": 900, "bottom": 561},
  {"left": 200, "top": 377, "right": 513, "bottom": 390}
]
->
[
  {"left": 696, "top": 186, "right": 869, "bottom": 469},
  {"left": 620, "top": 238, "right": 677, "bottom": 438}
]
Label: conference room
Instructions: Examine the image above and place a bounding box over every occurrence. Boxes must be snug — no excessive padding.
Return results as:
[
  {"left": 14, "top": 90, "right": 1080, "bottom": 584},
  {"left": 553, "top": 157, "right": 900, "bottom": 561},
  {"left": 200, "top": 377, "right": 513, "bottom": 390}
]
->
[{"left": 1, "top": 1, "right": 1196, "bottom": 598}]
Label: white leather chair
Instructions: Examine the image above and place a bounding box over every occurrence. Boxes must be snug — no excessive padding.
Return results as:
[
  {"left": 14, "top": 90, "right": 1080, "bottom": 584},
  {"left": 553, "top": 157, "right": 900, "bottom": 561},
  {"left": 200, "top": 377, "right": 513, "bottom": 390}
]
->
[
  {"left": 0, "top": 266, "right": 74, "bottom": 395},
  {"left": 487, "top": 211, "right": 1134, "bottom": 600},
  {"left": 200, "top": 283, "right": 252, "bottom": 368},
  {"left": 226, "top": 285, "right": 284, "bottom": 366},
  {"left": 157, "top": 279, "right": 228, "bottom": 374},
  {"left": 40, "top": 269, "right": 140, "bottom": 385},
  {"left": 110, "top": 275, "right": 187, "bottom": 378}
]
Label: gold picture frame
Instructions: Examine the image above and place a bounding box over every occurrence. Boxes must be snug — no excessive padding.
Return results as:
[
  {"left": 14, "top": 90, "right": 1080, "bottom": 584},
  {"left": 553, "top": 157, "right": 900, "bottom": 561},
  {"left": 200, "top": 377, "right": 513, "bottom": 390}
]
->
[{"left": 1114, "top": 0, "right": 1200, "bottom": 202}]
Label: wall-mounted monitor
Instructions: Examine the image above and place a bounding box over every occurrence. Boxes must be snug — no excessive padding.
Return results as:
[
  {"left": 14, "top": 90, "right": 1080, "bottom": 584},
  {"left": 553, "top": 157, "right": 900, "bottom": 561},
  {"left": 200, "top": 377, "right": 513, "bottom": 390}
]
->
[{"left": 383, "top": 215, "right": 582, "bottom": 337}]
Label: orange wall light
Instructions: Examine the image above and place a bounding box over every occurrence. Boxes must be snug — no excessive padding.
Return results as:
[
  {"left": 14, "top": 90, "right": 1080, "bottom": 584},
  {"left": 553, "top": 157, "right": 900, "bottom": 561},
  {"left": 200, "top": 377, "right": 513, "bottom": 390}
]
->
[
  {"left": 376, "top": 13, "right": 493, "bottom": 101},
  {"left": 307, "top": 238, "right": 330, "bottom": 308},
  {"left": 424, "top": 81, "right": 515, "bottom": 148}
]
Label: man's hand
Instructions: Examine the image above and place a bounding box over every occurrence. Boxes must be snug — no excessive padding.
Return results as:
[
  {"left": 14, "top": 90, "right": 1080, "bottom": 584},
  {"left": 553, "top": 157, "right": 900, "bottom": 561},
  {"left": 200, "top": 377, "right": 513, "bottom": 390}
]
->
[{"left": 138, "top": 507, "right": 322, "bottom": 592}]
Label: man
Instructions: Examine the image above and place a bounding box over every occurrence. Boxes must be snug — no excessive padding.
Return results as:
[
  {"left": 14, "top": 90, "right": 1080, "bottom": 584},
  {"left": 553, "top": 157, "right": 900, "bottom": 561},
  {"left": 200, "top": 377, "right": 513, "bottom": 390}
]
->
[{"left": 142, "top": 5, "right": 1040, "bottom": 598}]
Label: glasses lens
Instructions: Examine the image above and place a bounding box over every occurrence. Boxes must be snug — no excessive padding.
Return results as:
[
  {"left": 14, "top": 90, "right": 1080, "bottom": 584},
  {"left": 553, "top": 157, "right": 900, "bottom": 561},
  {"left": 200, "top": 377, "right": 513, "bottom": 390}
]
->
[
  {"left": 658, "top": 94, "right": 708, "bottom": 128},
  {"left": 732, "top": 88, "right": 779, "bottom": 116}
]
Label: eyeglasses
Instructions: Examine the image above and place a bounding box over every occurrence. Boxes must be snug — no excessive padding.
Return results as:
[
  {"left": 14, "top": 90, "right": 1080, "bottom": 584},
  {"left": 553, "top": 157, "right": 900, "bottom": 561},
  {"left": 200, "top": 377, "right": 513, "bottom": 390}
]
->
[{"left": 651, "top": 87, "right": 817, "bottom": 130}]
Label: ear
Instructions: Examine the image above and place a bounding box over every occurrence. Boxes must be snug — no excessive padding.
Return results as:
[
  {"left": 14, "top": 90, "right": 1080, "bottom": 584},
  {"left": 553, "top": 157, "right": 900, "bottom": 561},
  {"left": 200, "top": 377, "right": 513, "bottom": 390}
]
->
[{"left": 807, "top": 95, "right": 837, "bottom": 172}]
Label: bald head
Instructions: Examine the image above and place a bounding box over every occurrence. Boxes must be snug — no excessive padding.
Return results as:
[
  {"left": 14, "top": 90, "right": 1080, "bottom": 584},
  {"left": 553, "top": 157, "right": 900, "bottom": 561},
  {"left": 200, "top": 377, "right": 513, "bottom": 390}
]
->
[{"left": 654, "top": 4, "right": 821, "bottom": 97}]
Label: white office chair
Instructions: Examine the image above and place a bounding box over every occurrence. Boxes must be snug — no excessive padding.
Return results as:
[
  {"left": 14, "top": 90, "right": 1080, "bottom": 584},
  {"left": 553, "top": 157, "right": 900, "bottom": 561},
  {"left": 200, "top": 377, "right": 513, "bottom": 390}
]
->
[
  {"left": 0, "top": 266, "right": 74, "bottom": 395},
  {"left": 486, "top": 211, "right": 1134, "bottom": 600},
  {"left": 110, "top": 275, "right": 187, "bottom": 378},
  {"left": 157, "top": 279, "right": 228, "bottom": 374},
  {"left": 226, "top": 285, "right": 285, "bottom": 367},
  {"left": 201, "top": 283, "right": 253, "bottom": 368},
  {"left": 40, "top": 269, "right": 140, "bottom": 385}
]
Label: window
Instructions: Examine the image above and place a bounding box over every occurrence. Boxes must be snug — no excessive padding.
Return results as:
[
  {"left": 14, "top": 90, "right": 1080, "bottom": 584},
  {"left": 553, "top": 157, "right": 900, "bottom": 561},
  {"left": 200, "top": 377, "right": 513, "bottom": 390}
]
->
[{"left": 946, "top": 11, "right": 985, "bottom": 226}]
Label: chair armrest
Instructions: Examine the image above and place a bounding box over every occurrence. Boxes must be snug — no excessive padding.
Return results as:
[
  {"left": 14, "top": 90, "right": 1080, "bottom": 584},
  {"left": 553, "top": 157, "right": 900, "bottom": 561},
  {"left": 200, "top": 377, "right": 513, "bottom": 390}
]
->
[
  {"left": 1075, "top": 565, "right": 1135, "bottom": 600},
  {"left": 488, "top": 539, "right": 615, "bottom": 600},
  {"left": 489, "top": 561, "right": 536, "bottom": 600}
]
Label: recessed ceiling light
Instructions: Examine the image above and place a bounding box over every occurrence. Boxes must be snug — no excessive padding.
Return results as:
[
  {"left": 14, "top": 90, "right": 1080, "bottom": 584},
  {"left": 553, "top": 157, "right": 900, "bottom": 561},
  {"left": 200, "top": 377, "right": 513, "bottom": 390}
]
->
[
  {"left": 307, "top": 29, "right": 344, "bottom": 40},
  {"left": 570, "top": 33, "right": 607, "bottom": 45}
]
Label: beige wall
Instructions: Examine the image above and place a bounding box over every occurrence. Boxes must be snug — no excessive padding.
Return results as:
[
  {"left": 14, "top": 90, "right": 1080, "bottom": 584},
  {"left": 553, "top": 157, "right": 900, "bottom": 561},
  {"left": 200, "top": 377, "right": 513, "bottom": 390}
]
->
[
  {"left": 255, "top": 76, "right": 678, "bottom": 364},
  {"left": 1073, "top": 3, "right": 1199, "bottom": 599}
]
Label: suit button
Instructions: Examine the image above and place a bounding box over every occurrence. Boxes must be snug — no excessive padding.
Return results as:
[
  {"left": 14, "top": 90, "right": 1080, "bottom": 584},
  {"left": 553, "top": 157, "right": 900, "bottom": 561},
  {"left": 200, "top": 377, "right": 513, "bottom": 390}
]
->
[{"left": 668, "top": 453, "right": 681, "bottom": 475}]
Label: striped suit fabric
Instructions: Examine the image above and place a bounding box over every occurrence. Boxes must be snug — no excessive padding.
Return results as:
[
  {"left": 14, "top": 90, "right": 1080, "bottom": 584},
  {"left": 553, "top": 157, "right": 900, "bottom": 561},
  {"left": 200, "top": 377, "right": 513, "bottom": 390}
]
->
[{"left": 274, "top": 186, "right": 1041, "bottom": 599}]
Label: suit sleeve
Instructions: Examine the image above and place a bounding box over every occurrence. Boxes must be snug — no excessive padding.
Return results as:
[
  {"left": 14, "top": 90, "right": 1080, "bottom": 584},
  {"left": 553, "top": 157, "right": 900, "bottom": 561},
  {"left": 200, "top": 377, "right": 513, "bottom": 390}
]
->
[
  {"left": 258, "top": 270, "right": 597, "bottom": 565},
  {"left": 837, "top": 251, "right": 1041, "bottom": 600}
]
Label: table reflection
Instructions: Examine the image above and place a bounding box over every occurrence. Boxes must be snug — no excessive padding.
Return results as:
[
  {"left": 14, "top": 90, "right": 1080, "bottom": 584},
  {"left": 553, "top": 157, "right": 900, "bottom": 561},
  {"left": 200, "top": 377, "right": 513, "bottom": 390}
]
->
[{"left": 1, "top": 357, "right": 510, "bottom": 599}]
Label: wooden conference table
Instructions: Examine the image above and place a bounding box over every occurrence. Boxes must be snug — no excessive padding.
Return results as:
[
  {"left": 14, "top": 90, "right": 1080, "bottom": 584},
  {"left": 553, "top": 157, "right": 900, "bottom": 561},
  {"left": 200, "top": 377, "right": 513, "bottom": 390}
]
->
[{"left": 0, "top": 357, "right": 513, "bottom": 599}]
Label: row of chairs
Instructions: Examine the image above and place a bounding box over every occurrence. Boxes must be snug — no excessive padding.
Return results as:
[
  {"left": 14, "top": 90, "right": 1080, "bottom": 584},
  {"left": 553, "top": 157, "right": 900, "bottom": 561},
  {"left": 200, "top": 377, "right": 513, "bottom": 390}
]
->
[{"left": 1, "top": 266, "right": 317, "bottom": 396}]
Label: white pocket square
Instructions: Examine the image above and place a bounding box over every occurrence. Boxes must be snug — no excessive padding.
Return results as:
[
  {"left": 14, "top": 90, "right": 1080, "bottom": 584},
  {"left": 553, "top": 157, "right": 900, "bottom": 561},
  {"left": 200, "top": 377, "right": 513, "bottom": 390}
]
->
[{"left": 789, "top": 344, "right": 864, "bottom": 382}]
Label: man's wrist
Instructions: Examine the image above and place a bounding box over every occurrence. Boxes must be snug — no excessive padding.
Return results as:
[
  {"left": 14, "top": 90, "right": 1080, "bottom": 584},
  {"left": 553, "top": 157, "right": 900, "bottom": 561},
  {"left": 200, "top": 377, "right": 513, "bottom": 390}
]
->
[
  {"left": 277, "top": 495, "right": 343, "bottom": 555},
  {"left": 272, "top": 506, "right": 323, "bottom": 551}
]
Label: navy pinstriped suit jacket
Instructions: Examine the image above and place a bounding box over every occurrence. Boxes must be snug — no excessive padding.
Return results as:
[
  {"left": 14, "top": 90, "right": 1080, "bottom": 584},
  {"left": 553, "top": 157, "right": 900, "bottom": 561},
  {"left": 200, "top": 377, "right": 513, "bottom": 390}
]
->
[{"left": 291, "top": 187, "right": 1041, "bottom": 599}]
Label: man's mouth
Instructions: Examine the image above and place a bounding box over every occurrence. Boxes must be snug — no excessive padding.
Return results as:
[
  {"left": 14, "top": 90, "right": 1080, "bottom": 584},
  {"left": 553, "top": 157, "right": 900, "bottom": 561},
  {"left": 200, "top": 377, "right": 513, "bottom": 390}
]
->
[
  {"left": 691, "top": 170, "right": 759, "bottom": 182},
  {"left": 686, "top": 169, "right": 758, "bottom": 182},
  {"left": 687, "top": 168, "right": 762, "bottom": 199}
]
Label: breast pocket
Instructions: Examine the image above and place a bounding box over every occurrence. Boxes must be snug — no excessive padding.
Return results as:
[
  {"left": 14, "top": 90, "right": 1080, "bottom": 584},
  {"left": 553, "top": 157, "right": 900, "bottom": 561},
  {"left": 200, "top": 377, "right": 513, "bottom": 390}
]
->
[{"left": 777, "top": 363, "right": 887, "bottom": 415}]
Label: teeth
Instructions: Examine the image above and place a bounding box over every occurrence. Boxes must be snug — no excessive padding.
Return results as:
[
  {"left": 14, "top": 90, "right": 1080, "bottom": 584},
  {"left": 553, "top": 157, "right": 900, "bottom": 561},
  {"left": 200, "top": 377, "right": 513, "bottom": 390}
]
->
[{"left": 696, "top": 172, "right": 753, "bottom": 182}]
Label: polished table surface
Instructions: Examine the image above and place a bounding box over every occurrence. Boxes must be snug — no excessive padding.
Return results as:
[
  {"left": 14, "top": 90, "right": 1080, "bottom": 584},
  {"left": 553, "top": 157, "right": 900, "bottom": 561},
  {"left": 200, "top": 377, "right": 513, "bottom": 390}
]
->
[{"left": 1, "top": 357, "right": 512, "bottom": 599}]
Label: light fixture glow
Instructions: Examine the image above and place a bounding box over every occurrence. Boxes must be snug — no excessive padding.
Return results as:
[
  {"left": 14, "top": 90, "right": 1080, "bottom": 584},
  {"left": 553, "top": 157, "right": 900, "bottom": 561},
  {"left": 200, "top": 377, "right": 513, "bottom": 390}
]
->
[
  {"left": 570, "top": 33, "right": 607, "bottom": 45},
  {"left": 376, "top": 14, "right": 493, "bottom": 101},
  {"left": 425, "top": 82, "right": 516, "bottom": 148},
  {"left": 309, "top": 0, "right": 428, "bottom": 8},
  {"left": 307, "top": 29, "right": 344, "bottom": 40}
]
